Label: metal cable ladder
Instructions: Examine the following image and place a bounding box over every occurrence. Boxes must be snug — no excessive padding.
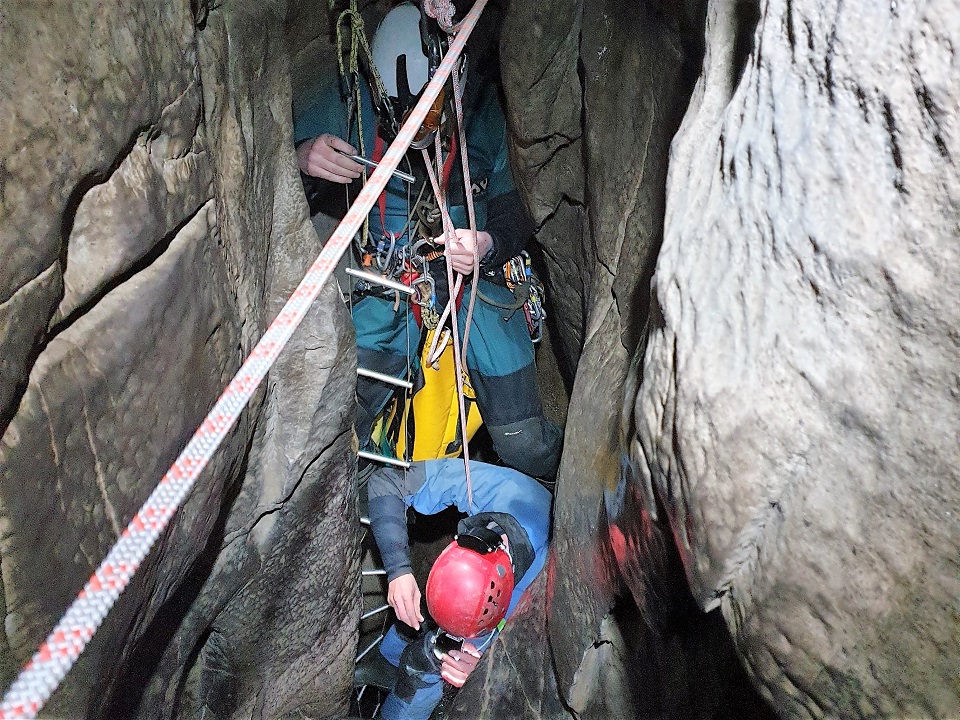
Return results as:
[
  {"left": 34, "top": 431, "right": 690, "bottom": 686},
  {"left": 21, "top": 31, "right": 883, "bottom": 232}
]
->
[{"left": 351, "top": 269, "right": 413, "bottom": 717}]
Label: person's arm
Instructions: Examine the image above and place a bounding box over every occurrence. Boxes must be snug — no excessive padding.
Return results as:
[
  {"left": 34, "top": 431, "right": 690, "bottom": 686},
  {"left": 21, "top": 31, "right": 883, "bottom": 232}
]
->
[
  {"left": 439, "top": 641, "right": 482, "bottom": 687},
  {"left": 439, "top": 85, "right": 534, "bottom": 275},
  {"left": 293, "top": 84, "right": 363, "bottom": 185},
  {"left": 367, "top": 464, "right": 429, "bottom": 629},
  {"left": 296, "top": 133, "right": 363, "bottom": 183},
  {"left": 479, "top": 85, "right": 534, "bottom": 269},
  {"left": 437, "top": 189, "right": 533, "bottom": 274},
  {"left": 480, "top": 188, "right": 534, "bottom": 269},
  {"left": 367, "top": 466, "right": 414, "bottom": 579}
]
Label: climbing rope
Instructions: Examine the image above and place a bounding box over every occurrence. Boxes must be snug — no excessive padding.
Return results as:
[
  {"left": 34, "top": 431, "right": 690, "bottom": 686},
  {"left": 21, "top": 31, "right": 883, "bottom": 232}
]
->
[
  {"left": 0, "top": 2, "right": 488, "bottom": 716},
  {"left": 415, "top": 54, "right": 483, "bottom": 508},
  {"left": 334, "top": 0, "right": 379, "bottom": 244},
  {"left": 449, "top": 60, "right": 481, "bottom": 358},
  {"left": 340, "top": 0, "right": 485, "bottom": 505}
]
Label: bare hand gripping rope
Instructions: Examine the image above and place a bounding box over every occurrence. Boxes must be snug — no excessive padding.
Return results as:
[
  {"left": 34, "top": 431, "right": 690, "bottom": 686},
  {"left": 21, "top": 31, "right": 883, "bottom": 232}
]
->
[{"left": 0, "top": 1, "right": 487, "bottom": 716}]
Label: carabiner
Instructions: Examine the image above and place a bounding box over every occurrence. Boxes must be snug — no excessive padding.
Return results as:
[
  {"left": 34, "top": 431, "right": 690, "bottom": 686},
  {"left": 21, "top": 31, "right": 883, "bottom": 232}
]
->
[{"left": 410, "top": 273, "right": 436, "bottom": 308}]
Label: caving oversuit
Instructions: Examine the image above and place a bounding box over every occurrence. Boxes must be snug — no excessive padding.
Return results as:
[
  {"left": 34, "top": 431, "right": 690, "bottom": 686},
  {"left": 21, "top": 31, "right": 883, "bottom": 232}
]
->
[
  {"left": 293, "top": 76, "right": 562, "bottom": 480},
  {"left": 365, "top": 459, "right": 552, "bottom": 720}
]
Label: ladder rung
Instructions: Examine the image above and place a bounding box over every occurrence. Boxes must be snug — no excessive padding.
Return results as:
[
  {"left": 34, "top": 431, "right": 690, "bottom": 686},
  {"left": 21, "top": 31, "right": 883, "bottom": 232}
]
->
[
  {"left": 346, "top": 267, "right": 415, "bottom": 295},
  {"left": 360, "top": 604, "right": 391, "bottom": 621},
  {"left": 358, "top": 451, "right": 411, "bottom": 469},
  {"left": 356, "top": 632, "right": 386, "bottom": 662},
  {"left": 357, "top": 367, "right": 413, "bottom": 389}
]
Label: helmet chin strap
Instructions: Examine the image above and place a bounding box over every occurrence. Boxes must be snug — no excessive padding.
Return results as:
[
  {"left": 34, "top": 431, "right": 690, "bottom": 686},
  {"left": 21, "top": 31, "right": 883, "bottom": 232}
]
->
[{"left": 395, "top": 54, "right": 414, "bottom": 109}]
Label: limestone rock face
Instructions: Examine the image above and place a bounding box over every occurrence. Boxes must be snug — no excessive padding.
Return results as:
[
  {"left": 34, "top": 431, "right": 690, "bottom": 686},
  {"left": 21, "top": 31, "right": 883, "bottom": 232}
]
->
[
  {"left": 447, "top": 572, "right": 572, "bottom": 720},
  {"left": 633, "top": 0, "right": 960, "bottom": 717},
  {"left": 0, "top": 4, "right": 198, "bottom": 427},
  {"left": 0, "top": 2, "right": 357, "bottom": 718},
  {"left": 499, "top": 1, "right": 743, "bottom": 717},
  {"left": 499, "top": 1, "right": 587, "bottom": 380}
]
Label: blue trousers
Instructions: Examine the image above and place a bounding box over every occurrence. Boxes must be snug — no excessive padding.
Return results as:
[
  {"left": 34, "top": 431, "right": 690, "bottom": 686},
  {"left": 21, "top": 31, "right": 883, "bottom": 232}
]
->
[{"left": 377, "top": 625, "right": 497, "bottom": 720}]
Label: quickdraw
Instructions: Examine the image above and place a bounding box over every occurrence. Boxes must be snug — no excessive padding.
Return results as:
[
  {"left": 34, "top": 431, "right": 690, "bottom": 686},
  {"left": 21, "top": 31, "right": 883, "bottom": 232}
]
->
[{"left": 503, "top": 251, "right": 546, "bottom": 343}]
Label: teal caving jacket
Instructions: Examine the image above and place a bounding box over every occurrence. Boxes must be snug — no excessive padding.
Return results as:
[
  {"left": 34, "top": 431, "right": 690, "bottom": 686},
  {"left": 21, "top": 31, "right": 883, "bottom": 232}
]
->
[
  {"left": 293, "top": 76, "right": 536, "bottom": 379},
  {"left": 294, "top": 78, "right": 522, "bottom": 251}
]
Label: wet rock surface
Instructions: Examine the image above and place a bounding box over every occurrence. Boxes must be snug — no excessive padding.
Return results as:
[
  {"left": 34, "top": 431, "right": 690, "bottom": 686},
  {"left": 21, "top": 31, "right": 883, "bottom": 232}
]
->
[
  {"left": 0, "top": 1, "right": 357, "bottom": 718},
  {"left": 498, "top": 1, "right": 772, "bottom": 718}
]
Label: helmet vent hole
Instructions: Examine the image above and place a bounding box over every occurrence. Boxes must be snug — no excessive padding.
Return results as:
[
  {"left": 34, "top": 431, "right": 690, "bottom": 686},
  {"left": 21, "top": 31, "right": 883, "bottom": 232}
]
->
[
  {"left": 482, "top": 608, "right": 489, "bottom": 615},
  {"left": 490, "top": 581, "right": 495, "bottom": 589}
]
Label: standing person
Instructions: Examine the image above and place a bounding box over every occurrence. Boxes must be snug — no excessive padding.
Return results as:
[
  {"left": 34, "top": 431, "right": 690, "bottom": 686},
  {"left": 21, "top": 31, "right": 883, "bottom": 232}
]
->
[
  {"left": 361, "top": 458, "right": 552, "bottom": 720},
  {"left": 293, "top": 1, "right": 562, "bottom": 482}
]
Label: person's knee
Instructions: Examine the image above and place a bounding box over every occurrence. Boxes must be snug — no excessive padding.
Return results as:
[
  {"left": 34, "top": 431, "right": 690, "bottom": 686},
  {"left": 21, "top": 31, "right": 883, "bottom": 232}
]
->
[{"left": 487, "top": 417, "right": 562, "bottom": 479}]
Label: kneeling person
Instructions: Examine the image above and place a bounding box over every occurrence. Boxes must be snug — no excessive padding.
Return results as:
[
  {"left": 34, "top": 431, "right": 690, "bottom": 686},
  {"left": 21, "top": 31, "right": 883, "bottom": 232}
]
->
[{"left": 366, "top": 459, "right": 552, "bottom": 720}]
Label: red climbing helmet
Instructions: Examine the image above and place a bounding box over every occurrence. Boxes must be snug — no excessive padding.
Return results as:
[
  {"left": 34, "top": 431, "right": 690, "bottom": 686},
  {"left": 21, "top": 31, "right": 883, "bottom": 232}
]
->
[{"left": 425, "top": 531, "right": 515, "bottom": 638}]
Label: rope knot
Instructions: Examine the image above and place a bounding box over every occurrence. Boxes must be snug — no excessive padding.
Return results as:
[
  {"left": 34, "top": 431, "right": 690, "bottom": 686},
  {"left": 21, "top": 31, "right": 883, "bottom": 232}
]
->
[{"left": 422, "top": 0, "right": 456, "bottom": 32}]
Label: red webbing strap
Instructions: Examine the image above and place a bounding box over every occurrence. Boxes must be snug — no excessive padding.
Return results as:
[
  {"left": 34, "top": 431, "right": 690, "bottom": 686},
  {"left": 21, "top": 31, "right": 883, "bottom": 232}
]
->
[
  {"left": 374, "top": 130, "right": 458, "bottom": 235},
  {"left": 374, "top": 132, "right": 387, "bottom": 233}
]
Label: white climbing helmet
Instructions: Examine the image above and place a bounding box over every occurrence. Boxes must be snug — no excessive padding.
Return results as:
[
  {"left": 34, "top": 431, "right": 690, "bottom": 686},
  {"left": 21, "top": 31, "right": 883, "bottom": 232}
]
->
[{"left": 372, "top": 3, "right": 430, "bottom": 102}]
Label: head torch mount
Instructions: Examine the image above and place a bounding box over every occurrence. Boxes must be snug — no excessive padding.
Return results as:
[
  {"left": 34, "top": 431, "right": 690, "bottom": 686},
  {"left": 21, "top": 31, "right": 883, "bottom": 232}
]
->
[{"left": 455, "top": 524, "right": 505, "bottom": 555}]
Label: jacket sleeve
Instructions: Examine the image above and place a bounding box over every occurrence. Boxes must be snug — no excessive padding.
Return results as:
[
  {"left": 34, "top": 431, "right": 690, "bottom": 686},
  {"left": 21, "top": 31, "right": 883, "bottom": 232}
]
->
[
  {"left": 481, "top": 188, "right": 534, "bottom": 269},
  {"left": 474, "top": 85, "right": 534, "bottom": 270},
  {"left": 366, "top": 463, "right": 427, "bottom": 582},
  {"left": 293, "top": 82, "right": 349, "bottom": 145}
]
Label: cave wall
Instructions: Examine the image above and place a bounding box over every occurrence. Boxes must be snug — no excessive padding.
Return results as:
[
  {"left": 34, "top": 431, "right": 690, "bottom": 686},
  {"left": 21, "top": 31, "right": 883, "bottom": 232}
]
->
[
  {"left": 0, "top": 2, "right": 358, "bottom": 718},
  {"left": 499, "top": 0, "right": 958, "bottom": 718},
  {"left": 633, "top": 0, "right": 960, "bottom": 717},
  {"left": 488, "top": 0, "right": 728, "bottom": 717}
]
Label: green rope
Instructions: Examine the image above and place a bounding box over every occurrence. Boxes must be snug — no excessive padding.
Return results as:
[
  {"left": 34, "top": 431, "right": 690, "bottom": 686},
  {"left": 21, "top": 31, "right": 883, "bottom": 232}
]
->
[
  {"left": 335, "top": 3, "right": 371, "bottom": 244},
  {"left": 334, "top": 4, "right": 391, "bottom": 130},
  {"left": 334, "top": 2, "right": 395, "bottom": 249}
]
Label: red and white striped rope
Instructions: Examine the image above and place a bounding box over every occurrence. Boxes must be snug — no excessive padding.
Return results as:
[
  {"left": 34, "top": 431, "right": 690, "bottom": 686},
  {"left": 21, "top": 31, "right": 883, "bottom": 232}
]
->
[{"left": 0, "top": 1, "right": 487, "bottom": 716}]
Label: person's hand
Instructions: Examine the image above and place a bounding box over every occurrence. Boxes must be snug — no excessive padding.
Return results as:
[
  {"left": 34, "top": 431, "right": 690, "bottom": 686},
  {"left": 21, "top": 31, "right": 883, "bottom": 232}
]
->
[
  {"left": 439, "top": 642, "right": 482, "bottom": 687},
  {"left": 387, "top": 573, "right": 424, "bottom": 630},
  {"left": 435, "top": 229, "right": 493, "bottom": 275},
  {"left": 296, "top": 133, "right": 363, "bottom": 183}
]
